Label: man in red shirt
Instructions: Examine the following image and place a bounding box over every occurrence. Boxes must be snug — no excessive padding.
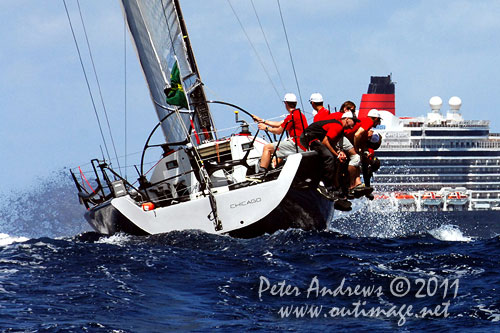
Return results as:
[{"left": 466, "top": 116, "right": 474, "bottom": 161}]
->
[
  {"left": 314, "top": 101, "right": 362, "bottom": 196},
  {"left": 300, "top": 112, "right": 358, "bottom": 209},
  {"left": 310, "top": 93, "right": 330, "bottom": 122},
  {"left": 344, "top": 109, "right": 382, "bottom": 153},
  {"left": 343, "top": 109, "right": 382, "bottom": 195},
  {"left": 252, "top": 93, "right": 308, "bottom": 172},
  {"left": 311, "top": 97, "right": 357, "bottom": 123}
]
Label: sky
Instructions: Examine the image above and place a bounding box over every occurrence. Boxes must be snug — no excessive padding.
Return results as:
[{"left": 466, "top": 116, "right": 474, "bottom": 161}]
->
[{"left": 1, "top": 0, "right": 499, "bottom": 192}]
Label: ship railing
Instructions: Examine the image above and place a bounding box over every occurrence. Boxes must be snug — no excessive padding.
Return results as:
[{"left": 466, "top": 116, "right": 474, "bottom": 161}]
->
[
  {"left": 404, "top": 120, "right": 490, "bottom": 128},
  {"left": 379, "top": 141, "right": 500, "bottom": 150}
]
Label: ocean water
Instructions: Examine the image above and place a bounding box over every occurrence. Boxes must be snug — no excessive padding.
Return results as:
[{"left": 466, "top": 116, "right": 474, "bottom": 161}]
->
[{"left": 0, "top": 177, "right": 499, "bottom": 332}]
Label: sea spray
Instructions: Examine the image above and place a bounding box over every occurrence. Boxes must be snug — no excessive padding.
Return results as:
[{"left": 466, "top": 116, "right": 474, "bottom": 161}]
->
[
  {"left": 0, "top": 170, "right": 89, "bottom": 238},
  {"left": 428, "top": 225, "right": 472, "bottom": 242}
]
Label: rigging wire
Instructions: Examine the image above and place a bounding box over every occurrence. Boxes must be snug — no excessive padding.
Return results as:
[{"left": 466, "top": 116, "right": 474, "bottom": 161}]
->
[
  {"left": 276, "top": 0, "right": 306, "bottom": 113},
  {"left": 63, "top": 0, "right": 112, "bottom": 165},
  {"left": 226, "top": 0, "right": 282, "bottom": 101},
  {"left": 76, "top": 0, "right": 122, "bottom": 175},
  {"left": 250, "top": 0, "right": 287, "bottom": 94},
  {"left": 124, "top": 14, "right": 128, "bottom": 180},
  {"left": 160, "top": 1, "right": 179, "bottom": 65}
]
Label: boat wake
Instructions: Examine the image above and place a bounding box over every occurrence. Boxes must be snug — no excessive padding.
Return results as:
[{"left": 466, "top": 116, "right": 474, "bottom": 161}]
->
[{"left": 330, "top": 199, "right": 498, "bottom": 239}]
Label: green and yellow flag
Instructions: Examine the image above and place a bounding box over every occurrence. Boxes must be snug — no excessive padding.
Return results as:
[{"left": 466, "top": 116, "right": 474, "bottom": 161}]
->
[{"left": 165, "top": 61, "right": 188, "bottom": 109}]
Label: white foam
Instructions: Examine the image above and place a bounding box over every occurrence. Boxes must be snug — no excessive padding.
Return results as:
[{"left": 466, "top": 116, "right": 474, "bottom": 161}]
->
[
  {"left": 0, "top": 233, "right": 29, "bottom": 246},
  {"left": 477, "top": 305, "right": 500, "bottom": 322},
  {"left": 262, "top": 250, "right": 273, "bottom": 257},
  {"left": 96, "top": 232, "right": 131, "bottom": 246},
  {"left": 429, "top": 225, "right": 472, "bottom": 242}
]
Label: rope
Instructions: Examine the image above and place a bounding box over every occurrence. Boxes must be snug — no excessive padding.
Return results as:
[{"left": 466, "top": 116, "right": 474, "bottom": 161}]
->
[
  {"left": 124, "top": 14, "right": 128, "bottom": 180},
  {"left": 75, "top": 0, "right": 122, "bottom": 174},
  {"left": 250, "top": 0, "right": 287, "bottom": 94},
  {"left": 227, "top": 0, "right": 282, "bottom": 101},
  {"left": 277, "top": 0, "right": 305, "bottom": 112},
  {"left": 63, "top": 0, "right": 112, "bottom": 164},
  {"left": 78, "top": 166, "right": 95, "bottom": 193}
]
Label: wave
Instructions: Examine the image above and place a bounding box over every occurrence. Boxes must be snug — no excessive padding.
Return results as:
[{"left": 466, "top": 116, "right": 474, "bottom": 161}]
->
[
  {"left": 95, "top": 232, "right": 133, "bottom": 246},
  {"left": 428, "top": 224, "right": 472, "bottom": 242},
  {"left": 0, "top": 233, "right": 29, "bottom": 246},
  {"left": 331, "top": 205, "right": 499, "bottom": 239}
]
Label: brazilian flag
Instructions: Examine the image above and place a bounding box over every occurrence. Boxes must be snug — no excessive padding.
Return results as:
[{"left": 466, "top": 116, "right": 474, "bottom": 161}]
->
[{"left": 165, "top": 61, "right": 188, "bottom": 109}]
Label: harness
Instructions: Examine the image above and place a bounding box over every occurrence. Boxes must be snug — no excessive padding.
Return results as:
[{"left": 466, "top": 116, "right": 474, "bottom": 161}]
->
[
  {"left": 301, "top": 119, "right": 342, "bottom": 148},
  {"left": 288, "top": 108, "right": 307, "bottom": 152}
]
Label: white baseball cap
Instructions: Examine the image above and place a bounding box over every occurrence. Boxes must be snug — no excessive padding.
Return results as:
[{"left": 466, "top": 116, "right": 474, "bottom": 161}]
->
[
  {"left": 283, "top": 93, "right": 298, "bottom": 103},
  {"left": 341, "top": 111, "right": 355, "bottom": 119},
  {"left": 309, "top": 93, "right": 323, "bottom": 103},
  {"left": 341, "top": 111, "right": 360, "bottom": 123},
  {"left": 367, "top": 109, "right": 381, "bottom": 118}
]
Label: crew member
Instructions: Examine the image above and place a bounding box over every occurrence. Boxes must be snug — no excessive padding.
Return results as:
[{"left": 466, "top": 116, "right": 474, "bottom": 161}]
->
[
  {"left": 362, "top": 130, "right": 382, "bottom": 190},
  {"left": 252, "top": 93, "right": 308, "bottom": 172},
  {"left": 345, "top": 109, "right": 382, "bottom": 154},
  {"left": 315, "top": 101, "right": 362, "bottom": 197},
  {"left": 300, "top": 112, "right": 358, "bottom": 210},
  {"left": 310, "top": 93, "right": 330, "bottom": 122},
  {"left": 343, "top": 109, "right": 382, "bottom": 196}
]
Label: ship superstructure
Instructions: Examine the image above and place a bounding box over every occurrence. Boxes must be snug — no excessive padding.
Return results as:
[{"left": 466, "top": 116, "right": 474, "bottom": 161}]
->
[{"left": 364, "top": 76, "right": 500, "bottom": 210}]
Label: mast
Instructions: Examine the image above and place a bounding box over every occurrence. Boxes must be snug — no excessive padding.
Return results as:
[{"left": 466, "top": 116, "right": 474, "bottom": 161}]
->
[
  {"left": 120, "top": 0, "right": 214, "bottom": 145},
  {"left": 173, "top": 0, "right": 213, "bottom": 139}
]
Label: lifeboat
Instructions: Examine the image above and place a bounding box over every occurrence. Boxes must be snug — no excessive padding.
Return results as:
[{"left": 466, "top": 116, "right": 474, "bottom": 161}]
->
[
  {"left": 421, "top": 191, "right": 443, "bottom": 206},
  {"left": 374, "top": 193, "right": 390, "bottom": 200},
  {"left": 447, "top": 191, "right": 468, "bottom": 206},
  {"left": 394, "top": 192, "right": 415, "bottom": 205}
]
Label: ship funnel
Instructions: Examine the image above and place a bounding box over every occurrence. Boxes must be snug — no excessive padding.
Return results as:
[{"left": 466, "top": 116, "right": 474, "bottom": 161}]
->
[
  {"left": 429, "top": 96, "right": 442, "bottom": 113},
  {"left": 359, "top": 75, "right": 395, "bottom": 118}
]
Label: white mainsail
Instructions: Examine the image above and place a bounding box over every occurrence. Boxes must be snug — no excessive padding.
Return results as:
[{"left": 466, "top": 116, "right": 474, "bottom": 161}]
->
[{"left": 121, "top": 0, "right": 213, "bottom": 145}]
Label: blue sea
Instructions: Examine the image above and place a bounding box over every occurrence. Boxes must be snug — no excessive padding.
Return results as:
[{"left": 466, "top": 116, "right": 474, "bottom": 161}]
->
[{"left": 0, "top": 175, "right": 499, "bottom": 332}]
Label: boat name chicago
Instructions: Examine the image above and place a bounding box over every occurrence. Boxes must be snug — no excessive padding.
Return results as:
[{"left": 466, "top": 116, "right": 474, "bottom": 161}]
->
[{"left": 230, "top": 197, "right": 262, "bottom": 209}]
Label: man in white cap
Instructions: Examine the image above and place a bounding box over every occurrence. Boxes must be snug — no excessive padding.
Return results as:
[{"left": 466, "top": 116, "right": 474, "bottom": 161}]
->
[
  {"left": 309, "top": 93, "right": 329, "bottom": 122},
  {"left": 299, "top": 111, "right": 359, "bottom": 210},
  {"left": 351, "top": 109, "right": 382, "bottom": 152},
  {"left": 252, "top": 93, "right": 308, "bottom": 172},
  {"left": 343, "top": 109, "right": 382, "bottom": 196}
]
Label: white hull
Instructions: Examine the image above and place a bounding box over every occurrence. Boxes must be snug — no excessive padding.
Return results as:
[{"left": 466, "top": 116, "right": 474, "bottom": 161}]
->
[
  {"left": 84, "top": 152, "right": 334, "bottom": 237},
  {"left": 113, "top": 153, "right": 300, "bottom": 234}
]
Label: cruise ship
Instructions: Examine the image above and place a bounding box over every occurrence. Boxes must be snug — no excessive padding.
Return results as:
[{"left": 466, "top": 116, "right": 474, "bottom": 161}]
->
[{"left": 359, "top": 76, "right": 500, "bottom": 211}]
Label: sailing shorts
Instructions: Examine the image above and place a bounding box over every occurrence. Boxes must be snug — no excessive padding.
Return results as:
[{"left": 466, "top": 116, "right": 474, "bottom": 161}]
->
[
  {"left": 272, "top": 139, "right": 304, "bottom": 158},
  {"left": 336, "top": 136, "right": 360, "bottom": 167},
  {"left": 348, "top": 152, "right": 361, "bottom": 167}
]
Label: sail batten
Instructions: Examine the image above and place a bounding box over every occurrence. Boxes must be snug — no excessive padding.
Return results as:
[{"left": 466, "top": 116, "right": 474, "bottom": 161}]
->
[{"left": 121, "top": 0, "right": 212, "bottom": 144}]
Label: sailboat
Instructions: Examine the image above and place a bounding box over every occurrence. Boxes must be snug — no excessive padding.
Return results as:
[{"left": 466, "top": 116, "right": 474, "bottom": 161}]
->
[{"left": 71, "top": 0, "right": 334, "bottom": 238}]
